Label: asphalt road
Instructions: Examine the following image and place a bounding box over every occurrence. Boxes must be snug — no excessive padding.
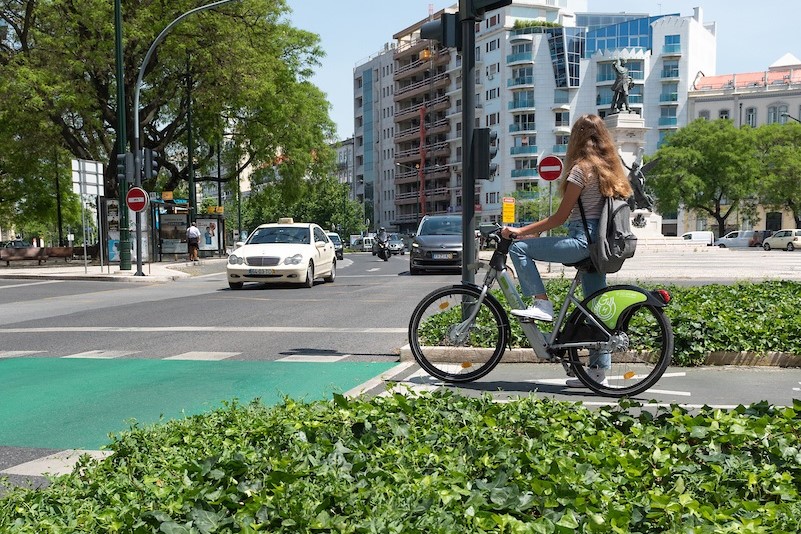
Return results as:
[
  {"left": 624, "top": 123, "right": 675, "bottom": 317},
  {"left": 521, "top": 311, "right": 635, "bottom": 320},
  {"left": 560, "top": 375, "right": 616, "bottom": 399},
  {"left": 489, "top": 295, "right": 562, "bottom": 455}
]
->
[{"left": 1, "top": 249, "right": 800, "bottom": 494}]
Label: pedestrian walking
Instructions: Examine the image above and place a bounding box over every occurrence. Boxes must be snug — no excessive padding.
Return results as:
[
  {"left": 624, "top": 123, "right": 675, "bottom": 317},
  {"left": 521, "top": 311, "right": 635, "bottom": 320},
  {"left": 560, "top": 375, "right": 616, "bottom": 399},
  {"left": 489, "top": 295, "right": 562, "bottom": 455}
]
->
[{"left": 186, "top": 221, "right": 201, "bottom": 262}]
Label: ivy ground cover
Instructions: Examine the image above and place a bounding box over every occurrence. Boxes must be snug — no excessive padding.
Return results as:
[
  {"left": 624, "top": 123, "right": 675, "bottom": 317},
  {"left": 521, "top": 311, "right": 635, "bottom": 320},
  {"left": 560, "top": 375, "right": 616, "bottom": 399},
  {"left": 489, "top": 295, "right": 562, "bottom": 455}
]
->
[{"left": 2, "top": 393, "right": 800, "bottom": 533}]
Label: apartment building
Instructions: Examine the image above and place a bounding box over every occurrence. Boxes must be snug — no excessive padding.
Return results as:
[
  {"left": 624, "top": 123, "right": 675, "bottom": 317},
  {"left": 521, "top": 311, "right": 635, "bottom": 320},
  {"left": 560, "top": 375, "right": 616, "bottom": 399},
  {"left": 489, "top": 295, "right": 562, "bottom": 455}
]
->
[{"left": 353, "top": 1, "right": 717, "bottom": 234}]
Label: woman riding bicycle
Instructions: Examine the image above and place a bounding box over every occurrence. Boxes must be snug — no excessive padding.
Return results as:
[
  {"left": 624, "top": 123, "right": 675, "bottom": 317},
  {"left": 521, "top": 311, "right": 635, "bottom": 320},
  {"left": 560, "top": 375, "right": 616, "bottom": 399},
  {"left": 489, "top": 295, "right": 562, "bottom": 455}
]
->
[{"left": 500, "top": 114, "right": 633, "bottom": 386}]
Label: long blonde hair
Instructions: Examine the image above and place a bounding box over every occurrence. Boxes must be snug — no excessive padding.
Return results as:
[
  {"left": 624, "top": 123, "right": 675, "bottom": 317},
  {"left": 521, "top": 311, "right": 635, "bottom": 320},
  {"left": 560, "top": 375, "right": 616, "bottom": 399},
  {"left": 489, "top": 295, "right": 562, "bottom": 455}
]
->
[{"left": 558, "top": 114, "right": 632, "bottom": 198}]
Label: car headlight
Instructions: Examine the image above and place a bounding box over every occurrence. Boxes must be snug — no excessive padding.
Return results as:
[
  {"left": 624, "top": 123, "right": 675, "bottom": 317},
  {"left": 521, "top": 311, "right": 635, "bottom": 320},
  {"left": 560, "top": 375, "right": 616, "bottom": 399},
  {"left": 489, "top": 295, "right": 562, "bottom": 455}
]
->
[
  {"left": 412, "top": 242, "right": 420, "bottom": 248},
  {"left": 228, "top": 255, "right": 244, "bottom": 265},
  {"left": 283, "top": 254, "right": 303, "bottom": 265}
]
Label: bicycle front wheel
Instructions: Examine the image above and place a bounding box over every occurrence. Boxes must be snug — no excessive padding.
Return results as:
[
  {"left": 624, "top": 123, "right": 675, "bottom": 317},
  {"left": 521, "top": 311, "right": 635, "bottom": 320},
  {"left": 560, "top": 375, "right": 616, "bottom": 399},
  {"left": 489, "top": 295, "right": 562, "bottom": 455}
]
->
[
  {"left": 568, "top": 303, "right": 673, "bottom": 397},
  {"left": 408, "top": 285, "right": 509, "bottom": 383}
]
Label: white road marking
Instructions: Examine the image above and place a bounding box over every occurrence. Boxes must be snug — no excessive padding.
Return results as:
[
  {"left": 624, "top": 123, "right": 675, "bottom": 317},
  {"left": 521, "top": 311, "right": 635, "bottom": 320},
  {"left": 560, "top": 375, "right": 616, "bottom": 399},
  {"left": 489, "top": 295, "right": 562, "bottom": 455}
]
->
[
  {"left": 164, "top": 351, "right": 239, "bottom": 361},
  {"left": 276, "top": 354, "right": 349, "bottom": 363},
  {"left": 0, "top": 326, "right": 407, "bottom": 334},
  {"left": 0, "top": 351, "right": 45, "bottom": 358},
  {"left": 0, "top": 449, "right": 112, "bottom": 477},
  {"left": 0, "top": 280, "right": 63, "bottom": 289},
  {"left": 62, "top": 350, "right": 139, "bottom": 359}
]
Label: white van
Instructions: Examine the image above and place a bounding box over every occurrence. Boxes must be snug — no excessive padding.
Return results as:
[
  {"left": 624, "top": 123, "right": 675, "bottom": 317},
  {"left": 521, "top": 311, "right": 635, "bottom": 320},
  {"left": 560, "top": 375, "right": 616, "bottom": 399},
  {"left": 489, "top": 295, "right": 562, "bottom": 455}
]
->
[
  {"left": 361, "top": 237, "right": 374, "bottom": 252},
  {"left": 681, "top": 231, "right": 714, "bottom": 246}
]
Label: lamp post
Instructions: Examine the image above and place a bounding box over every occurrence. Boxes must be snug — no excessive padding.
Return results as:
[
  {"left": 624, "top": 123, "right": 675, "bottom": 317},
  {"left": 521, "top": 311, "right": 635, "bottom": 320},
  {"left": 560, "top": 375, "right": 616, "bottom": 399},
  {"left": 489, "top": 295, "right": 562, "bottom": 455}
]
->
[
  {"left": 782, "top": 113, "right": 801, "bottom": 124},
  {"left": 132, "top": 0, "right": 241, "bottom": 275}
]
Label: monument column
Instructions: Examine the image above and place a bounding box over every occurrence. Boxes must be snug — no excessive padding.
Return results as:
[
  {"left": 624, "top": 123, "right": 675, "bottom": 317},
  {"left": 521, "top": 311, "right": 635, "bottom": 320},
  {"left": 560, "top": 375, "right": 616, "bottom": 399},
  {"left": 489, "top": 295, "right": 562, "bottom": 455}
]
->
[{"left": 604, "top": 113, "right": 663, "bottom": 237}]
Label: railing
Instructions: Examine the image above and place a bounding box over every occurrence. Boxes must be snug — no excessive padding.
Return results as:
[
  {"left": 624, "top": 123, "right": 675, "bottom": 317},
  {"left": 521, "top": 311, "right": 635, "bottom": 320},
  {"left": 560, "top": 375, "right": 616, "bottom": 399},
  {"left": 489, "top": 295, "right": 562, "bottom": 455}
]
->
[
  {"left": 658, "top": 117, "right": 678, "bottom": 127},
  {"left": 659, "top": 92, "right": 679, "bottom": 103},
  {"left": 511, "top": 168, "right": 538, "bottom": 178},
  {"left": 509, "top": 99, "right": 536, "bottom": 110},
  {"left": 510, "top": 122, "right": 536, "bottom": 132},
  {"left": 507, "top": 76, "right": 535, "bottom": 87},
  {"left": 506, "top": 52, "right": 534, "bottom": 63},
  {"left": 395, "top": 72, "right": 449, "bottom": 98},
  {"left": 662, "top": 44, "right": 682, "bottom": 55},
  {"left": 510, "top": 145, "right": 538, "bottom": 155},
  {"left": 552, "top": 144, "right": 568, "bottom": 154}
]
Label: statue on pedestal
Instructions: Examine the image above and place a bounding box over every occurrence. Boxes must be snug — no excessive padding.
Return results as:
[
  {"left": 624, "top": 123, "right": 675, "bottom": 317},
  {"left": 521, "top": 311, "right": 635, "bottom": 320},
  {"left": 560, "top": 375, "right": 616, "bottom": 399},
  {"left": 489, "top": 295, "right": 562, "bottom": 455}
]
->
[
  {"left": 623, "top": 147, "right": 655, "bottom": 228},
  {"left": 610, "top": 58, "right": 633, "bottom": 113}
]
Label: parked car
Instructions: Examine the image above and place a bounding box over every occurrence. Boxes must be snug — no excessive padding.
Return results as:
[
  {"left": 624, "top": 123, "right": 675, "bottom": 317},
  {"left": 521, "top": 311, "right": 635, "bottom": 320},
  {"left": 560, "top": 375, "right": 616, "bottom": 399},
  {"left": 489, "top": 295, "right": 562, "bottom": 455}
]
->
[
  {"left": 4, "top": 239, "right": 31, "bottom": 248},
  {"left": 326, "top": 232, "right": 344, "bottom": 260},
  {"left": 681, "top": 231, "right": 714, "bottom": 246},
  {"left": 714, "top": 230, "right": 756, "bottom": 248},
  {"left": 226, "top": 218, "right": 336, "bottom": 289},
  {"left": 410, "top": 214, "right": 463, "bottom": 275},
  {"left": 388, "top": 233, "right": 406, "bottom": 255},
  {"left": 762, "top": 229, "right": 801, "bottom": 251}
]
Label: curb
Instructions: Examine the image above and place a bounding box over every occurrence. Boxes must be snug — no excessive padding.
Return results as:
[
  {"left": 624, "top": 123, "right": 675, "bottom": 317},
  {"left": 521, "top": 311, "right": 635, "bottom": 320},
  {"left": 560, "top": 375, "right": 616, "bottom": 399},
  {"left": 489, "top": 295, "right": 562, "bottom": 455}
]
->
[{"left": 398, "top": 345, "right": 801, "bottom": 368}]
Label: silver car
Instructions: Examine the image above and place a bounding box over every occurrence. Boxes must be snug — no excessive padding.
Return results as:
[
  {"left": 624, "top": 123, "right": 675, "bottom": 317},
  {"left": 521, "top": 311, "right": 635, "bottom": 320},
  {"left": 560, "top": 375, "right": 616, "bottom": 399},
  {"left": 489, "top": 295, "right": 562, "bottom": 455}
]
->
[{"left": 409, "top": 215, "right": 463, "bottom": 275}]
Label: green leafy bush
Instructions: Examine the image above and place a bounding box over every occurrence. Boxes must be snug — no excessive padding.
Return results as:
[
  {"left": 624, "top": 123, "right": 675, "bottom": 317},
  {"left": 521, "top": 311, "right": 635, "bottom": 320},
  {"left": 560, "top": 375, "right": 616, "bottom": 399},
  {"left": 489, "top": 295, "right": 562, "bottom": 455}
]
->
[
  {"left": 501, "top": 280, "right": 801, "bottom": 366},
  {"left": 2, "top": 394, "right": 801, "bottom": 532}
]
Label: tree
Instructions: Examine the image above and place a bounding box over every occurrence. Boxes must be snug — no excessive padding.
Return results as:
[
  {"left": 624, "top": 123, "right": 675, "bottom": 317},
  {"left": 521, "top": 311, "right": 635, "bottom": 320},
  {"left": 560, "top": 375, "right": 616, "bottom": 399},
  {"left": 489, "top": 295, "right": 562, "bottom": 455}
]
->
[
  {"left": 647, "top": 119, "right": 760, "bottom": 237},
  {"left": 0, "top": 0, "right": 335, "bottom": 216},
  {"left": 754, "top": 122, "right": 801, "bottom": 228}
]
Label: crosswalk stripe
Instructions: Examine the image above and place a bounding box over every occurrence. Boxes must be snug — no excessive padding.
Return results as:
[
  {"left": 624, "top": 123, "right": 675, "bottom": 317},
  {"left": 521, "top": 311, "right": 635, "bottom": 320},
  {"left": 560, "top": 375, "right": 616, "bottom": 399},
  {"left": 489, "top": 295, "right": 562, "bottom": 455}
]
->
[
  {"left": 62, "top": 350, "right": 139, "bottom": 359},
  {"left": 164, "top": 351, "right": 239, "bottom": 361},
  {"left": 0, "top": 449, "right": 112, "bottom": 477},
  {"left": 275, "top": 354, "right": 348, "bottom": 363},
  {"left": 0, "top": 351, "right": 45, "bottom": 359}
]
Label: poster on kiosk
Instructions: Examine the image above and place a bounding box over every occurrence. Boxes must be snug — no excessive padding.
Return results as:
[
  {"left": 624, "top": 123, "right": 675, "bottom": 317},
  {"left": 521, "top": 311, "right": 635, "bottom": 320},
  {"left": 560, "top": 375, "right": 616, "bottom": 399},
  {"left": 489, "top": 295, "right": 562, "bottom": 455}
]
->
[
  {"left": 105, "top": 199, "right": 149, "bottom": 262},
  {"left": 196, "top": 218, "right": 220, "bottom": 253}
]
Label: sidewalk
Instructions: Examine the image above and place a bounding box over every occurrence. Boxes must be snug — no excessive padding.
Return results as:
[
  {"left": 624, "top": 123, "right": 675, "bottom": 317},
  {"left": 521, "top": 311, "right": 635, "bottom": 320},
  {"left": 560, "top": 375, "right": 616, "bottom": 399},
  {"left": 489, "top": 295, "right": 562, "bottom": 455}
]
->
[{"left": 0, "top": 257, "right": 230, "bottom": 283}]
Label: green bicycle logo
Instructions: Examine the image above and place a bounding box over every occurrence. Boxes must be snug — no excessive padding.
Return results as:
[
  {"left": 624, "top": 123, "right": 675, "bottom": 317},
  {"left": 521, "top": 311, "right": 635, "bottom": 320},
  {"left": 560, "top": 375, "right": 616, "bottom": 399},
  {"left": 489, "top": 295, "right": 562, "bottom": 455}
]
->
[{"left": 592, "top": 294, "right": 617, "bottom": 322}]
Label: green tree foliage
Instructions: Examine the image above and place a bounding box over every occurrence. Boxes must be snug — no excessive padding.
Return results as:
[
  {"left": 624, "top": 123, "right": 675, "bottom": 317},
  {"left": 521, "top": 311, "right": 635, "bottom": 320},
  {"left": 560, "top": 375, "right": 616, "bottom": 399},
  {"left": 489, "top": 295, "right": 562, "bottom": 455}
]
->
[
  {"left": 240, "top": 175, "right": 364, "bottom": 238},
  {"left": 0, "top": 0, "right": 335, "bottom": 216},
  {"left": 753, "top": 122, "right": 801, "bottom": 228},
  {"left": 647, "top": 119, "right": 760, "bottom": 236}
]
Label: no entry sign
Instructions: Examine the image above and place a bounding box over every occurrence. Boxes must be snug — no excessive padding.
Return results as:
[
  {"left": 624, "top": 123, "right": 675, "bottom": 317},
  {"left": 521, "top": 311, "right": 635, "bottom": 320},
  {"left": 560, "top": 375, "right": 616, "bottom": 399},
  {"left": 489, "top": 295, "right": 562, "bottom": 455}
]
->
[
  {"left": 126, "top": 186, "right": 149, "bottom": 213},
  {"left": 538, "top": 155, "right": 563, "bottom": 181}
]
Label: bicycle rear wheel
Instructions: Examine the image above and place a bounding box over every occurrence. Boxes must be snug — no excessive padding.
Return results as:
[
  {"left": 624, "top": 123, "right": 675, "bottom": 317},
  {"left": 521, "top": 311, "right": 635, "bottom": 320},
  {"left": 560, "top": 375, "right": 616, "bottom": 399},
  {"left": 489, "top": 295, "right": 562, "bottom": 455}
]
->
[
  {"left": 568, "top": 303, "right": 673, "bottom": 397},
  {"left": 408, "top": 285, "right": 508, "bottom": 383}
]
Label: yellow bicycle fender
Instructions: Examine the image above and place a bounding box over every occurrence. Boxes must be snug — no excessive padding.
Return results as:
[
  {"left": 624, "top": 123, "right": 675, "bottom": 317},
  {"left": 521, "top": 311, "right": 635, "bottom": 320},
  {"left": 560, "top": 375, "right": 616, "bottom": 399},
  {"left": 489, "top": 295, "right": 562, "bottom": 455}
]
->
[{"left": 588, "top": 289, "right": 647, "bottom": 329}]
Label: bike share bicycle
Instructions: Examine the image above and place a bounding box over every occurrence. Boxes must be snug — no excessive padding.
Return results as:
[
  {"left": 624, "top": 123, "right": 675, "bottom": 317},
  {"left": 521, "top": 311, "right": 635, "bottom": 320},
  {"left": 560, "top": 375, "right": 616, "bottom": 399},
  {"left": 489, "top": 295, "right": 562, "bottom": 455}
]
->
[{"left": 407, "top": 224, "right": 674, "bottom": 397}]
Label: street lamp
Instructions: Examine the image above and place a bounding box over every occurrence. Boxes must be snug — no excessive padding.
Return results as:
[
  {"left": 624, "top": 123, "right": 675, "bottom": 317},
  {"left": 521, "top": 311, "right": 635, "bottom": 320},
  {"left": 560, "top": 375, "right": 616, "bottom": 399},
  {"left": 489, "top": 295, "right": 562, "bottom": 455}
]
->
[
  {"left": 132, "top": 0, "right": 241, "bottom": 275},
  {"left": 782, "top": 113, "right": 801, "bottom": 124}
]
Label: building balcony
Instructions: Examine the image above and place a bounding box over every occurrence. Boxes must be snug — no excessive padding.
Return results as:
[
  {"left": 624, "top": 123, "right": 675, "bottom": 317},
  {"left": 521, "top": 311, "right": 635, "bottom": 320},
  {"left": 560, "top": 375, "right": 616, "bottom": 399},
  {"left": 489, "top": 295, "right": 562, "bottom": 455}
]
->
[
  {"left": 509, "top": 122, "right": 536, "bottom": 134},
  {"left": 662, "top": 44, "right": 682, "bottom": 56},
  {"left": 394, "top": 73, "right": 450, "bottom": 101},
  {"left": 658, "top": 117, "right": 678, "bottom": 127},
  {"left": 507, "top": 76, "right": 535, "bottom": 88},
  {"left": 660, "top": 70, "right": 680, "bottom": 80},
  {"left": 659, "top": 92, "right": 679, "bottom": 104},
  {"left": 510, "top": 145, "right": 538, "bottom": 156},
  {"left": 552, "top": 144, "right": 568, "bottom": 154},
  {"left": 511, "top": 168, "right": 538, "bottom": 178},
  {"left": 509, "top": 100, "right": 536, "bottom": 110},
  {"left": 506, "top": 52, "right": 534, "bottom": 64}
]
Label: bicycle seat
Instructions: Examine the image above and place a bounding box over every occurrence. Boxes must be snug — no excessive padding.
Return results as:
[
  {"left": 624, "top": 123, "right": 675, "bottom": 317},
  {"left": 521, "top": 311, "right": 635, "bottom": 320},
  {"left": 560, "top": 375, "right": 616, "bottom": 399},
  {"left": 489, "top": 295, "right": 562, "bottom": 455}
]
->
[{"left": 563, "top": 257, "right": 596, "bottom": 272}]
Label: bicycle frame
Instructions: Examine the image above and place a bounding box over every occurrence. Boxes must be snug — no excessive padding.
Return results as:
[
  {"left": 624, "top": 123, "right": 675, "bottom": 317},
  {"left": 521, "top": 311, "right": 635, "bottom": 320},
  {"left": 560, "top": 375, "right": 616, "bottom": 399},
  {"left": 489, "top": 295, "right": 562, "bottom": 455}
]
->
[{"left": 478, "top": 257, "right": 616, "bottom": 362}]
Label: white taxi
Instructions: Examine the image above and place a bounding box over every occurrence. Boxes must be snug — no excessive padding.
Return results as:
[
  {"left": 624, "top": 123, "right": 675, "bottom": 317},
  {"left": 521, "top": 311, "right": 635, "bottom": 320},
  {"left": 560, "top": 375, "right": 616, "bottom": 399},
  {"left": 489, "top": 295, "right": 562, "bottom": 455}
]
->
[{"left": 227, "top": 218, "right": 336, "bottom": 289}]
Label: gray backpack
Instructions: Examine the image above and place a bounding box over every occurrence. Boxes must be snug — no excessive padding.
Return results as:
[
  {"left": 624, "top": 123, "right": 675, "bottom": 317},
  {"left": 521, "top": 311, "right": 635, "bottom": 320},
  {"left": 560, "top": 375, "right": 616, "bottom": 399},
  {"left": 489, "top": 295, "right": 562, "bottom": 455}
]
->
[{"left": 578, "top": 196, "right": 637, "bottom": 274}]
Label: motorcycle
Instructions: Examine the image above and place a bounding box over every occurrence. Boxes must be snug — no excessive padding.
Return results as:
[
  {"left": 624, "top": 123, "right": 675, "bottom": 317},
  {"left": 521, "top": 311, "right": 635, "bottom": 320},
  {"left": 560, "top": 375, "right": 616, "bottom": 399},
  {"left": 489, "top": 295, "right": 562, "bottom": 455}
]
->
[{"left": 375, "top": 234, "right": 391, "bottom": 261}]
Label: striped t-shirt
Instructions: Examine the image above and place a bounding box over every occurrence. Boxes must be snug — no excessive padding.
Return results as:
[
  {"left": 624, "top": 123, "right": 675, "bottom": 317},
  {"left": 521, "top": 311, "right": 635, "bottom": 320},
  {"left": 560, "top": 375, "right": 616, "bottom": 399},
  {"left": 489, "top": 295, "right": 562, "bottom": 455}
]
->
[{"left": 566, "top": 165, "right": 604, "bottom": 222}]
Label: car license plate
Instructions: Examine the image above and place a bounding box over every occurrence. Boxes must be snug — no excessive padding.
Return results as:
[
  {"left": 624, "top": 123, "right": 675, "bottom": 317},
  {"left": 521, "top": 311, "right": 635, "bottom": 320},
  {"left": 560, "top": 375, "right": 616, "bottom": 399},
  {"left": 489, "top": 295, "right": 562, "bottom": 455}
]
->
[
  {"left": 432, "top": 253, "right": 451, "bottom": 260},
  {"left": 248, "top": 268, "right": 273, "bottom": 275}
]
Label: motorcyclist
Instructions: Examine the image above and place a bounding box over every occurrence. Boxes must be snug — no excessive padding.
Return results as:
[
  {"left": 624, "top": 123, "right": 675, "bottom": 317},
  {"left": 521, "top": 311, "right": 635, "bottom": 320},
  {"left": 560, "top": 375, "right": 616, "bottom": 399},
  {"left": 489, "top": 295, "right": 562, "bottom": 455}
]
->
[
  {"left": 376, "top": 227, "right": 390, "bottom": 260},
  {"left": 377, "top": 227, "right": 388, "bottom": 243}
]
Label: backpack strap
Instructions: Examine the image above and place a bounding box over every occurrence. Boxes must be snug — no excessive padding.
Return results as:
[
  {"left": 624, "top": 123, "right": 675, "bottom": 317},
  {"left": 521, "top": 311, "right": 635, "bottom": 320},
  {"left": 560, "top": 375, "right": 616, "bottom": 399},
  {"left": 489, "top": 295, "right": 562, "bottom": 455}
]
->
[{"left": 577, "top": 198, "right": 593, "bottom": 245}]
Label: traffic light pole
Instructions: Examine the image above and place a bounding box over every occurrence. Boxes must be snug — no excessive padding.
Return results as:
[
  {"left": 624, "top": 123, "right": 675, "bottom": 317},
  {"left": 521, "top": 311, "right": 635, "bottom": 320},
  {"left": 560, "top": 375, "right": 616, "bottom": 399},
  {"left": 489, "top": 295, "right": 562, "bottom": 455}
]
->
[
  {"left": 114, "top": 0, "right": 131, "bottom": 271},
  {"left": 460, "top": 3, "right": 477, "bottom": 285}
]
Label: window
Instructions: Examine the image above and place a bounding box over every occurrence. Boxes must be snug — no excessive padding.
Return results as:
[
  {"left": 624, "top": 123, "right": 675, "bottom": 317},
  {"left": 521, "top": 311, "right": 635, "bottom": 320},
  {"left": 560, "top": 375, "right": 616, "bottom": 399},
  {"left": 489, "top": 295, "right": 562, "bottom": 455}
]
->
[
  {"left": 698, "top": 110, "right": 710, "bottom": 120},
  {"left": 745, "top": 107, "right": 757, "bottom": 127},
  {"left": 555, "top": 111, "right": 570, "bottom": 127},
  {"left": 768, "top": 104, "right": 789, "bottom": 124},
  {"left": 719, "top": 109, "right": 730, "bottom": 120}
]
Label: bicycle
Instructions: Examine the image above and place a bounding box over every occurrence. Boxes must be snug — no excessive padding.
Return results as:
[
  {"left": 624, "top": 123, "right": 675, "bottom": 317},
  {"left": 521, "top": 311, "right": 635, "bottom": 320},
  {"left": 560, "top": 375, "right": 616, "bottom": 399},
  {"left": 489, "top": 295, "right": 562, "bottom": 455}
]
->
[{"left": 407, "top": 223, "right": 674, "bottom": 397}]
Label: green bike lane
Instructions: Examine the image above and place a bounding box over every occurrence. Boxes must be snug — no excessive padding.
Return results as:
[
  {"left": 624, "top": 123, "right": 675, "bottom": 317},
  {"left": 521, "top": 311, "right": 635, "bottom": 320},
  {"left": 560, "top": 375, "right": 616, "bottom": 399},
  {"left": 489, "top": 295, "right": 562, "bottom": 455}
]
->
[{"left": 0, "top": 357, "right": 396, "bottom": 450}]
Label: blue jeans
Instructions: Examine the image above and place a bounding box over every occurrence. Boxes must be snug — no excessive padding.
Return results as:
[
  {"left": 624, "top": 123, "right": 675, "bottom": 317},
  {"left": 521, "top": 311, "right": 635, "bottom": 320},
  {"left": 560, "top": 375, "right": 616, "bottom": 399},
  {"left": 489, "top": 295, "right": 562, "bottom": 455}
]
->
[{"left": 509, "top": 219, "right": 610, "bottom": 369}]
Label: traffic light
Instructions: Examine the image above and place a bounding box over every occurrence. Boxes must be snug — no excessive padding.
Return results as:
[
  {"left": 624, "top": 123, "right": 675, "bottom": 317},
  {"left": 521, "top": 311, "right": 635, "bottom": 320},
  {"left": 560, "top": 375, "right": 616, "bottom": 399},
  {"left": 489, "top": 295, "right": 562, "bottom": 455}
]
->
[
  {"left": 143, "top": 148, "right": 160, "bottom": 180},
  {"left": 116, "top": 153, "right": 134, "bottom": 183},
  {"left": 468, "top": 0, "right": 513, "bottom": 18},
  {"left": 473, "top": 128, "right": 498, "bottom": 180},
  {"left": 420, "top": 12, "right": 460, "bottom": 49}
]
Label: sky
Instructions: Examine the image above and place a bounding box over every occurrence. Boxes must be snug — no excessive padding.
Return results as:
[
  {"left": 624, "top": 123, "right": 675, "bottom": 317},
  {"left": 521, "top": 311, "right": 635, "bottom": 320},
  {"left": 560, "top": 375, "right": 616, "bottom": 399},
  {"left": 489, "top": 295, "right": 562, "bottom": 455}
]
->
[{"left": 287, "top": 1, "right": 801, "bottom": 140}]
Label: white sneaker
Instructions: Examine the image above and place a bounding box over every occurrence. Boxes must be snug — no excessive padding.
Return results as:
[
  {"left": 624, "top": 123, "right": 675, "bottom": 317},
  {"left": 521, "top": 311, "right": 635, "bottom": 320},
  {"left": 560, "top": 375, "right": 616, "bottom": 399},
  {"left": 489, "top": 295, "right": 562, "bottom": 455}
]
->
[
  {"left": 510, "top": 299, "right": 553, "bottom": 321},
  {"left": 566, "top": 368, "right": 608, "bottom": 388}
]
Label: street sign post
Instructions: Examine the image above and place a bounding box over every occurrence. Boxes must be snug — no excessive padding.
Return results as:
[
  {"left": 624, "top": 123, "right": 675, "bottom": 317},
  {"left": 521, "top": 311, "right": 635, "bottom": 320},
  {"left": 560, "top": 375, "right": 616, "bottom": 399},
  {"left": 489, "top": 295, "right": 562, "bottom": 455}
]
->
[{"left": 126, "top": 186, "right": 149, "bottom": 213}]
